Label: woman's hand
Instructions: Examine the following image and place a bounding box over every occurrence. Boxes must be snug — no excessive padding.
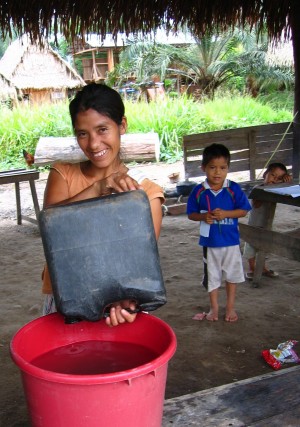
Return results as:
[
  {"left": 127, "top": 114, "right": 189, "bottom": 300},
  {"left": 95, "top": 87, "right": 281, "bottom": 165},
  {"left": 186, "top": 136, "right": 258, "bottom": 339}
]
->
[
  {"left": 96, "top": 171, "right": 141, "bottom": 196},
  {"left": 105, "top": 300, "right": 138, "bottom": 327}
]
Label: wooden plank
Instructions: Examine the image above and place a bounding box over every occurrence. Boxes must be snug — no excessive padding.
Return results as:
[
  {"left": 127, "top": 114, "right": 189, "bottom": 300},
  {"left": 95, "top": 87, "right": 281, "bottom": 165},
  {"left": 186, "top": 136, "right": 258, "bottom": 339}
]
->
[
  {"left": 183, "top": 122, "right": 290, "bottom": 142},
  {"left": 0, "top": 169, "right": 40, "bottom": 225},
  {"left": 239, "top": 223, "right": 300, "bottom": 261},
  {"left": 253, "top": 151, "right": 293, "bottom": 168},
  {"left": 185, "top": 148, "right": 250, "bottom": 161},
  {"left": 249, "top": 186, "right": 300, "bottom": 206},
  {"left": 165, "top": 203, "right": 187, "bottom": 215},
  {"left": 256, "top": 135, "right": 293, "bottom": 146},
  {"left": 184, "top": 135, "right": 250, "bottom": 151},
  {"left": 163, "top": 366, "right": 300, "bottom": 426},
  {"left": 0, "top": 170, "right": 39, "bottom": 185},
  {"left": 255, "top": 121, "right": 291, "bottom": 134},
  {"left": 256, "top": 140, "right": 293, "bottom": 152},
  {"left": 248, "top": 408, "right": 300, "bottom": 427},
  {"left": 0, "top": 168, "right": 26, "bottom": 174}
]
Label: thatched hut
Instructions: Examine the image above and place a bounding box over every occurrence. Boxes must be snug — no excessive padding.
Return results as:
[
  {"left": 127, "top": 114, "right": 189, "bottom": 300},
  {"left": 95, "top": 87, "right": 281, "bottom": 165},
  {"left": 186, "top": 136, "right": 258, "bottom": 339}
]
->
[
  {"left": 1, "top": 0, "right": 300, "bottom": 175},
  {"left": 0, "top": 72, "right": 18, "bottom": 104},
  {"left": 0, "top": 36, "right": 85, "bottom": 104}
]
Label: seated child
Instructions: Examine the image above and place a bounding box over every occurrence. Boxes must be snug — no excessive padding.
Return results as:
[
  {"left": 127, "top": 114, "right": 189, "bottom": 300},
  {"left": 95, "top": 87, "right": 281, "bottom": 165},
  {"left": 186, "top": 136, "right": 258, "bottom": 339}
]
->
[{"left": 244, "top": 162, "right": 292, "bottom": 280}]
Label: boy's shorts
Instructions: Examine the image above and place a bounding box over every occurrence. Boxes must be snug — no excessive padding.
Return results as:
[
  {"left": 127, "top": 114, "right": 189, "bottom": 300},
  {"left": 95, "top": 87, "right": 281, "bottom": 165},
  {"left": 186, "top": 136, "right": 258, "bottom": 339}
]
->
[{"left": 202, "top": 245, "right": 245, "bottom": 292}]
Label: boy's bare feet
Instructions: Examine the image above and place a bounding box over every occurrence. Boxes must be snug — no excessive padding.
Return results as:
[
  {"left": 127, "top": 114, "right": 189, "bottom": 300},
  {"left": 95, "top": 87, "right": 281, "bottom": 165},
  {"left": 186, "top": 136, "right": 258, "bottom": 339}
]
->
[
  {"left": 225, "top": 310, "right": 238, "bottom": 322},
  {"left": 206, "top": 310, "right": 218, "bottom": 321}
]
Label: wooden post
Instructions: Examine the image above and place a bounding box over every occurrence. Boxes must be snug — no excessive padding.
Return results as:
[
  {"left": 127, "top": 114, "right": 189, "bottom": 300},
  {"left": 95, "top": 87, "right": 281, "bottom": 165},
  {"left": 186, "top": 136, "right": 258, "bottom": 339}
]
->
[{"left": 291, "top": 1, "right": 300, "bottom": 181}]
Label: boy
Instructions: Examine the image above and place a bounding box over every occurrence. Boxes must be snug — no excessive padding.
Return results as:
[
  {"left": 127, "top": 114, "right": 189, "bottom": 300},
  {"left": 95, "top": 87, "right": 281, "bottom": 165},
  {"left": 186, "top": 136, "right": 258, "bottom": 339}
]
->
[{"left": 187, "top": 143, "right": 251, "bottom": 322}]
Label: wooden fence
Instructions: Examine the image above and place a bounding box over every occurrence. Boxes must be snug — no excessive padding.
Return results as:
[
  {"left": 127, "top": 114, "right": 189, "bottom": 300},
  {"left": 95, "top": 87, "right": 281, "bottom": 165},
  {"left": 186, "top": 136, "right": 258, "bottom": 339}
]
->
[{"left": 183, "top": 122, "right": 293, "bottom": 182}]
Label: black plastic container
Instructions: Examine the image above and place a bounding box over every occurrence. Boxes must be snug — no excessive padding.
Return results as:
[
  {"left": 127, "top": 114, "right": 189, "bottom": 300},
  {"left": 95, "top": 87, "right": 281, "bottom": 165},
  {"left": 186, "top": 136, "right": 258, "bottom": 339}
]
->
[{"left": 39, "top": 190, "right": 166, "bottom": 321}]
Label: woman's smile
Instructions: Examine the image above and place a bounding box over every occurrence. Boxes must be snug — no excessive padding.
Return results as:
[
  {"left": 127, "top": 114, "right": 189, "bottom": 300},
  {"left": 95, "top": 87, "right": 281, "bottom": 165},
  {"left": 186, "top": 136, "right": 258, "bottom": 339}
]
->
[
  {"left": 74, "top": 108, "right": 127, "bottom": 172},
  {"left": 90, "top": 148, "right": 109, "bottom": 159}
]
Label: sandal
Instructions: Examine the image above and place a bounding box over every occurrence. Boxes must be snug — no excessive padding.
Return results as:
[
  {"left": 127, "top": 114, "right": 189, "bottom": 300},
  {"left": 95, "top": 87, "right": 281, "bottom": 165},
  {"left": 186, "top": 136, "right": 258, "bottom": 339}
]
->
[
  {"left": 245, "top": 272, "right": 253, "bottom": 280},
  {"left": 262, "top": 269, "right": 279, "bottom": 278},
  {"left": 246, "top": 270, "right": 279, "bottom": 280},
  {"left": 192, "top": 312, "right": 207, "bottom": 321}
]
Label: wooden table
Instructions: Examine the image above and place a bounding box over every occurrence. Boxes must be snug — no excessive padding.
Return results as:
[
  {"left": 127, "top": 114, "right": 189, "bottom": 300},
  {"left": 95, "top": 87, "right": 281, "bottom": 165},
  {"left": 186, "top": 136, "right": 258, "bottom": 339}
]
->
[
  {"left": 163, "top": 366, "right": 300, "bottom": 426},
  {"left": 0, "top": 168, "right": 40, "bottom": 225},
  {"left": 239, "top": 183, "right": 300, "bottom": 286}
]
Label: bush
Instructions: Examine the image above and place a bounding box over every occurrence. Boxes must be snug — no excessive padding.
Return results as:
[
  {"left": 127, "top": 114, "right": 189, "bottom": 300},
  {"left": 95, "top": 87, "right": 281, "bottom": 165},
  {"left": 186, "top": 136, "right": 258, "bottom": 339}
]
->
[{"left": 0, "top": 93, "right": 293, "bottom": 169}]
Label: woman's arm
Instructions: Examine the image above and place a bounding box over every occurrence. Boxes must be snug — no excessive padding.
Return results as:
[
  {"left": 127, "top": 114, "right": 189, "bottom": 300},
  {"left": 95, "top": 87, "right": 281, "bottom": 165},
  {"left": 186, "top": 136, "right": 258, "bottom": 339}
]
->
[
  {"left": 150, "top": 197, "right": 163, "bottom": 239},
  {"left": 43, "top": 169, "right": 97, "bottom": 208},
  {"left": 43, "top": 168, "right": 141, "bottom": 208}
]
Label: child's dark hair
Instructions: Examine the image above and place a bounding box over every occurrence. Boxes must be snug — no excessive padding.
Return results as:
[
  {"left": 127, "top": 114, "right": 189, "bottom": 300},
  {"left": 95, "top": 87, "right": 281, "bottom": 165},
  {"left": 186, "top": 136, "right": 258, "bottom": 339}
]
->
[
  {"left": 263, "top": 162, "right": 288, "bottom": 178},
  {"left": 202, "top": 143, "right": 231, "bottom": 167},
  {"left": 69, "top": 83, "right": 125, "bottom": 128}
]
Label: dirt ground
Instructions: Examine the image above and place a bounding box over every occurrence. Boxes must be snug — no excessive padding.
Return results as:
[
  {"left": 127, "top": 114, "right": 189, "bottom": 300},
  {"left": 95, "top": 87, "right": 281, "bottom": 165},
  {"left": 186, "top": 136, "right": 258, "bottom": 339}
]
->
[{"left": 1, "top": 161, "right": 300, "bottom": 426}]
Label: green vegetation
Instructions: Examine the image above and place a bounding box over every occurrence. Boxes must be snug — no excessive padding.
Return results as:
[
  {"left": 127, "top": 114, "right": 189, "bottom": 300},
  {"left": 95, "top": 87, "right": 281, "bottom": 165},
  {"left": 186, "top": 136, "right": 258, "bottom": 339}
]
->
[
  {"left": 0, "top": 102, "right": 72, "bottom": 169},
  {"left": 0, "top": 93, "right": 293, "bottom": 169},
  {"left": 125, "top": 93, "right": 293, "bottom": 161},
  {"left": 107, "top": 28, "right": 294, "bottom": 99}
]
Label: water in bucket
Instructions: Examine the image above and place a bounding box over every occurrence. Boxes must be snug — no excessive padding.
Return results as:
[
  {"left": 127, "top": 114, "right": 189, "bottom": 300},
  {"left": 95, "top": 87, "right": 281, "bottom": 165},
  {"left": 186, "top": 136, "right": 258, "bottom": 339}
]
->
[{"left": 31, "top": 340, "right": 158, "bottom": 375}]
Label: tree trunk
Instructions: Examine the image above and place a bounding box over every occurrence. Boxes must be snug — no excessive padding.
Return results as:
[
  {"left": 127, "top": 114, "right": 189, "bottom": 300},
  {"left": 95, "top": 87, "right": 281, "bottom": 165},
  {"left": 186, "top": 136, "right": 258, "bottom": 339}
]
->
[{"left": 34, "top": 133, "right": 160, "bottom": 166}]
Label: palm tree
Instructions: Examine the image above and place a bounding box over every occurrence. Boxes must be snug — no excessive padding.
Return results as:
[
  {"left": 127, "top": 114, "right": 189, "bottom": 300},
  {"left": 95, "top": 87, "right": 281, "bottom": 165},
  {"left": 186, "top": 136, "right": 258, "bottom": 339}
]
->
[{"left": 107, "top": 28, "right": 294, "bottom": 99}]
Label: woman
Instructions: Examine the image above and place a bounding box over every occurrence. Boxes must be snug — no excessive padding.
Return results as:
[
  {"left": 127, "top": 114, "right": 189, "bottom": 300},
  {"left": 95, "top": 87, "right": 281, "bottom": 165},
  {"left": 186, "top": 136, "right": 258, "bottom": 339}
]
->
[{"left": 42, "top": 83, "right": 165, "bottom": 326}]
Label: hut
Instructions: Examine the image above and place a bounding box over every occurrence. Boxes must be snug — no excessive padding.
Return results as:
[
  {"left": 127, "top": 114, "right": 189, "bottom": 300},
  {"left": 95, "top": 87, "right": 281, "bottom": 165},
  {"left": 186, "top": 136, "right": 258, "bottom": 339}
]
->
[
  {"left": 0, "top": 36, "right": 85, "bottom": 104},
  {"left": 0, "top": 71, "right": 19, "bottom": 105}
]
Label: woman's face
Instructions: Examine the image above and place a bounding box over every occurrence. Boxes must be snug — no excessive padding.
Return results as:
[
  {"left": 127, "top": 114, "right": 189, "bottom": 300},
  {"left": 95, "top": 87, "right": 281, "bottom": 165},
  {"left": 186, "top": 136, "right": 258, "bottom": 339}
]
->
[
  {"left": 264, "top": 167, "right": 286, "bottom": 184},
  {"left": 74, "top": 108, "right": 127, "bottom": 171}
]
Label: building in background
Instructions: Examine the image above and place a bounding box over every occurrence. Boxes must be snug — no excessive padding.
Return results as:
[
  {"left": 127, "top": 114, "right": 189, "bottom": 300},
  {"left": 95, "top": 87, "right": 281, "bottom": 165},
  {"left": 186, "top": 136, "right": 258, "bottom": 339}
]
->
[
  {"left": 72, "top": 30, "right": 195, "bottom": 83},
  {"left": 0, "top": 35, "right": 85, "bottom": 105}
]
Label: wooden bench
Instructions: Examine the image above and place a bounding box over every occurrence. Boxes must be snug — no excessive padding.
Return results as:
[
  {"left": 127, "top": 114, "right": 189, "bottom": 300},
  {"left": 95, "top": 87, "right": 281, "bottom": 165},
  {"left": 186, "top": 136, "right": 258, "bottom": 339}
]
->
[
  {"left": 163, "top": 365, "right": 300, "bottom": 425},
  {"left": 239, "top": 184, "right": 300, "bottom": 286},
  {"left": 0, "top": 169, "right": 40, "bottom": 225},
  {"left": 183, "top": 121, "right": 293, "bottom": 185}
]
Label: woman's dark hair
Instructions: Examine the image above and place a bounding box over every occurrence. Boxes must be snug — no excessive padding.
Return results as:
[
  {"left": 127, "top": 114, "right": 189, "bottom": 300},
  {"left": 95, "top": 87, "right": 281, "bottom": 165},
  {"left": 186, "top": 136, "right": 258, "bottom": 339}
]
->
[
  {"left": 202, "top": 143, "right": 231, "bottom": 167},
  {"left": 69, "top": 83, "right": 125, "bottom": 127},
  {"left": 263, "top": 162, "right": 288, "bottom": 178}
]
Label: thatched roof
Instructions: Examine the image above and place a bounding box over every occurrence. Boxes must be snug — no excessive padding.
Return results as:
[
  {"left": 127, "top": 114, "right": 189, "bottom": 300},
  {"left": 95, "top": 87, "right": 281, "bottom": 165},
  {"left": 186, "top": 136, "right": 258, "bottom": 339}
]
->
[
  {"left": 0, "top": 72, "right": 18, "bottom": 100},
  {"left": 0, "top": 1, "right": 295, "bottom": 44},
  {"left": 79, "top": 30, "right": 196, "bottom": 49},
  {"left": 0, "top": 36, "right": 85, "bottom": 90}
]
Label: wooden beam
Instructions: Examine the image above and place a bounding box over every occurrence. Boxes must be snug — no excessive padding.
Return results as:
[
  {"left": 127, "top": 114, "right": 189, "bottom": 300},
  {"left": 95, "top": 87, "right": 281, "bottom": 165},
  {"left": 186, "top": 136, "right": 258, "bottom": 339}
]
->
[
  {"left": 239, "top": 223, "right": 300, "bottom": 262},
  {"left": 291, "top": 1, "right": 300, "bottom": 181}
]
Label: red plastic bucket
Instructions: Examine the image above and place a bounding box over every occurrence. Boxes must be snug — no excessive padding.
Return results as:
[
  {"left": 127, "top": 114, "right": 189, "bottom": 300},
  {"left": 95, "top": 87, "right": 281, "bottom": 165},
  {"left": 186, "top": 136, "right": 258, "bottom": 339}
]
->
[{"left": 10, "top": 312, "right": 176, "bottom": 427}]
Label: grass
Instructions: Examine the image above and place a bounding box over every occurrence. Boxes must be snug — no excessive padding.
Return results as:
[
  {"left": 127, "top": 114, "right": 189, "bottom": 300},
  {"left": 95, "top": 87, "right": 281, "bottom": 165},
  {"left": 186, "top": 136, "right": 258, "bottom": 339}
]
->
[
  {"left": 0, "top": 92, "right": 293, "bottom": 169},
  {"left": 0, "top": 102, "right": 72, "bottom": 169}
]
